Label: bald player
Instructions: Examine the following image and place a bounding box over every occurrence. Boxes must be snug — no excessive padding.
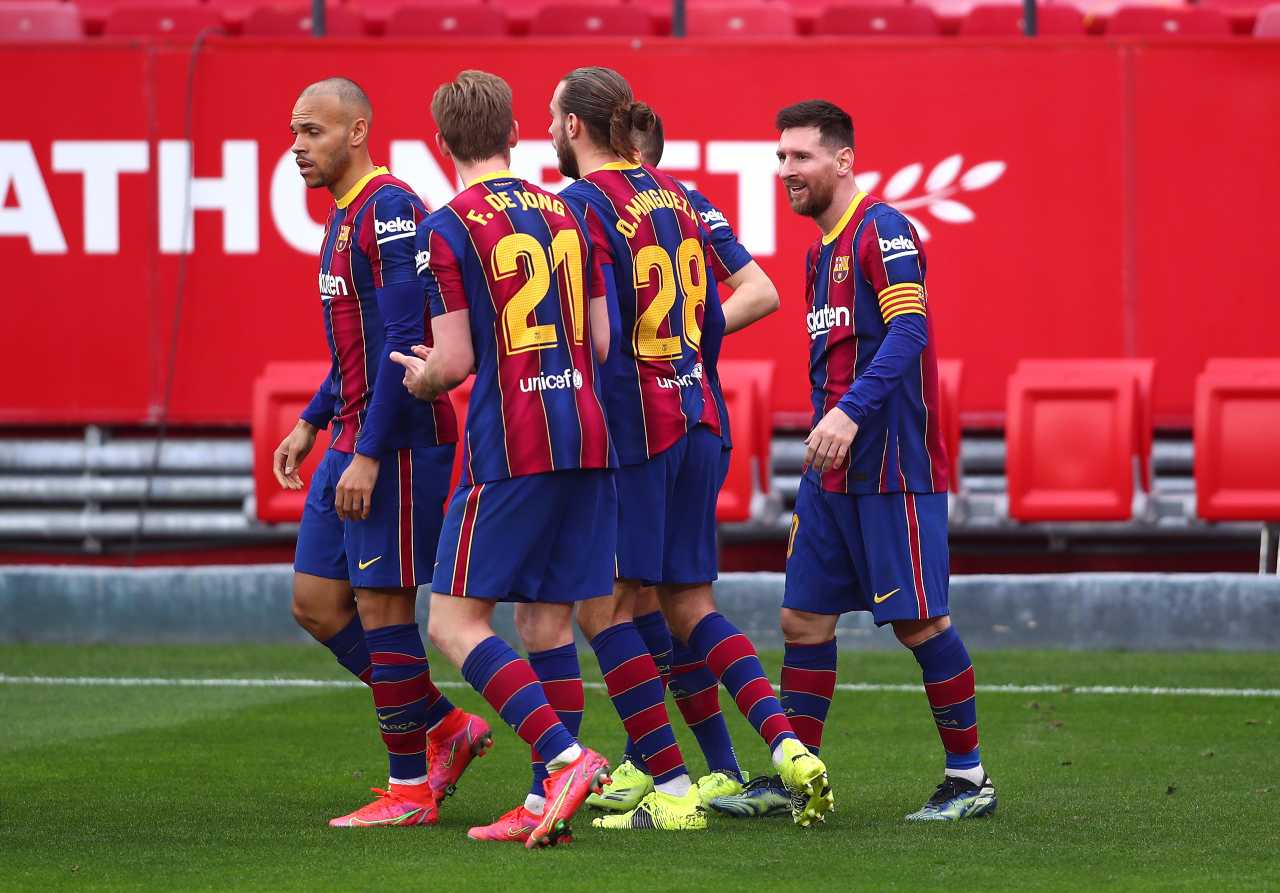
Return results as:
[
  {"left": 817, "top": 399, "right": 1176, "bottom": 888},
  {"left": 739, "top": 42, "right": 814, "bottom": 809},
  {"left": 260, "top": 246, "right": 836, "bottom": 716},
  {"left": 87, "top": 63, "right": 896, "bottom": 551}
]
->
[{"left": 274, "top": 77, "right": 490, "bottom": 828}]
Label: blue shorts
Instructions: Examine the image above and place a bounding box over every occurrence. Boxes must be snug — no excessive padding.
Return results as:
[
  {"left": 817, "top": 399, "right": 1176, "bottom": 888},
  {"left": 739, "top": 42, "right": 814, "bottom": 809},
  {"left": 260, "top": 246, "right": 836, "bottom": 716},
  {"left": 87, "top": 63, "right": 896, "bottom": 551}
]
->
[
  {"left": 294, "top": 445, "right": 454, "bottom": 589},
  {"left": 432, "top": 469, "right": 617, "bottom": 603},
  {"left": 783, "top": 475, "right": 950, "bottom": 625},
  {"left": 615, "top": 424, "right": 725, "bottom": 587}
]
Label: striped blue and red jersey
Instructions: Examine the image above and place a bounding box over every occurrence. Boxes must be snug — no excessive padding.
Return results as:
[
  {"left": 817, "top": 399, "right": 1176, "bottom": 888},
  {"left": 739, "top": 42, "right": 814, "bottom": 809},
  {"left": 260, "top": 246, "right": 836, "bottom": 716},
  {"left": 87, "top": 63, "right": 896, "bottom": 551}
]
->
[
  {"left": 417, "top": 171, "right": 614, "bottom": 485},
  {"left": 805, "top": 192, "right": 948, "bottom": 494},
  {"left": 301, "top": 166, "right": 457, "bottom": 455},
  {"left": 561, "top": 163, "right": 734, "bottom": 466}
]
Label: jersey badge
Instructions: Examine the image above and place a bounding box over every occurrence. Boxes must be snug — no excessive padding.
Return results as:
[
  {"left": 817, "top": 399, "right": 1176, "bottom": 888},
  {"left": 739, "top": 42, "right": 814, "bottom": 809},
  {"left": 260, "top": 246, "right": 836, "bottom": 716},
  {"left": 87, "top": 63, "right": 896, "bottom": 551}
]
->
[
  {"left": 832, "top": 254, "right": 851, "bottom": 284},
  {"left": 335, "top": 224, "right": 352, "bottom": 253}
]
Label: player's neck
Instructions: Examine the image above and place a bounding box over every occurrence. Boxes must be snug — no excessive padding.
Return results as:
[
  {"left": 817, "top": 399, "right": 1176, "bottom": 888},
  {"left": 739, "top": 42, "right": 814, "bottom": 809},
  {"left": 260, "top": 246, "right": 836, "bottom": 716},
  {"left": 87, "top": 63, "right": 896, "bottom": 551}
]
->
[
  {"left": 575, "top": 145, "right": 629, "bottom": 178},
  {"left": 329, "top": 157, "right": 378, "bottom": 203},
  {"left": 816, "top": 180, "right": 861, "bottom": 235},
  {"left": 453, "top": 155, "right": 512, "bottom": 187}
]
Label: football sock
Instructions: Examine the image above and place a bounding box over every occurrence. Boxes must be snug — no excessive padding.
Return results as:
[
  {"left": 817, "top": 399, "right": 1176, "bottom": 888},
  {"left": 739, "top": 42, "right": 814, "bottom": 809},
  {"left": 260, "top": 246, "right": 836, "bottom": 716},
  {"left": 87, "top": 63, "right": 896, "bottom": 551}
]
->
[
  {"left": 366, "top": 623, "right": 453, "bottom": 782},
  {"left": 590, "top": 622, "right": 689, "bottom": 786},
  {"left": 910, "top": 626, "right": 982, "bottom": 773},
  {"left": 621, "top": 611, "right": 674, "bottom": 770},
  {"left": 524, "top": 793, "right": 546, "bottom": 815},
  {"left": 779, "top": 638, "right": 838, "bottom": 756},
  {"left": 528, "top": 643, "right": 585, "bottom": 797},
  {"left": 461, "top": 635, "right": 576, "bottom": 762},
  {"left": 655, "top": 776, "right": 693, "bottom": 797},
  {"left": 690, "top": 612, "right": 797, "bottom": 752},
  {"left": 670, "top": 637, "right": 743, "bottom": 781},
  {"left": 323, "top": 613, "right": 373, "bottom": 685},
  {"left": 546, "top": 743, "right": 583, "bottom": 771}
]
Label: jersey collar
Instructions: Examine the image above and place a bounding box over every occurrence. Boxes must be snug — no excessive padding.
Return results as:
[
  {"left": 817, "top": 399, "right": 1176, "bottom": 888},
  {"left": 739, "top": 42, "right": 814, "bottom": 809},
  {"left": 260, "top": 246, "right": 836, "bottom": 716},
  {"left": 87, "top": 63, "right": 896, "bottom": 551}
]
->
[
  {"left": 335, "top": 166, "right": 389, "bottom": 209},
  {"left": 822, "top": 191, "right": 869, "bottom": 246},
  {"left": 599, "top": 161, "right": 641, "bottom": 171},
  {"left": 466, "top": 169, "right": 517, "bottom": 187}
]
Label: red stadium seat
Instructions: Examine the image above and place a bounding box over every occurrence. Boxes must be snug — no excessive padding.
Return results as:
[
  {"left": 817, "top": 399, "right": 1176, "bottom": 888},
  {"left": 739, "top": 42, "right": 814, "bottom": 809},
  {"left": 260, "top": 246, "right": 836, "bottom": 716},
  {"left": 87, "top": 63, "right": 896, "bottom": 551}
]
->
[
  {"left": 937, "top": 359, "right": 963, "bottom": 493},
  {"left": 385, "top": 3, "right": 506, "bottom": 34},
  {"left": 103, "top": 4, "right": 224, "bottom": 36},
  {"left": 1017, "top": 359, "right": 1154, "bottom": 492},
  {"left": 1195, "top": 361, "right": 1280, "bottom": 521},
  {"left": 240, "top": 4, "right": 366, "bottom": 35},
  {"left": 0, "top": 2, "right": 83, "bottom": 38},
  {"left": 251, "top": 362, "right": 332, "bottom": 524},
  {"left": 351, "top": 0, "right": 476, "bottom": 28},
  {"left": 813, "top": 4, "right": 940, "bottom": 34},
  {"left": 446, "top": 377, "right": 473, "bottom": 498},
  {"left": 528, "top": 3, "right": 653, "bottom": 34},
  {"left": 960, "top": 3, "right": 1086, "bottom": 34},
  {"left": 1255, "top": 2, "right": 1280, "bottom": 34},
  {"left": 74, "top": 0, "right": 200, "bottom": 34},
  {"left": 1199, "top": 0, "right": 1267, "bottom": 32},
  {"left": 686, "top": 3, "right": 797, "bottom": 35},
  {"left": 1108, "top": 5, "right": 1231, "bottom": 34},
  {"left": 1006, "top": 365, "right": 1138, "bottom": 522},
  {"left": 715, "top": 383, "right": 755, "bottom": 523},
  {"left": 719, "top": 360, "right": 775, "bottom": 496}
]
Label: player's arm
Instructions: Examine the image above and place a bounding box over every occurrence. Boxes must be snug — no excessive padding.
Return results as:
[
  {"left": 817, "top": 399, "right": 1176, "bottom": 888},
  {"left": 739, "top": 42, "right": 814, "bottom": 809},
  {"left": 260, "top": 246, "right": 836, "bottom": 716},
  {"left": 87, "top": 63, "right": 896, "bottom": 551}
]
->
[
  {"left": 392, "top": 228, "right": 474, "bottom": 402},
  {"left": 805, "top": 211, "right": 929, "bottom": 474},
  {"left": 690, "top": 188, "right": 779, "bottom": 334},
  {"left": 584, "top": 207, "right": 617, "bottom": 365},
  {"left": 339, "top": 194, "right": 426, "bottom": 520},
  {"left": 272, "top": 368, "right": 334, "bottom": 490}
]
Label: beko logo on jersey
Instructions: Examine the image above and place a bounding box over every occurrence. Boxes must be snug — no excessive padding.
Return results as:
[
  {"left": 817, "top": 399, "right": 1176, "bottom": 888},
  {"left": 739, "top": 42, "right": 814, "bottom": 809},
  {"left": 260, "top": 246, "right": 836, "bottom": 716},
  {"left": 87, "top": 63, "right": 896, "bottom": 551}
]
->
[
  {"left": 656, "top": 363, "right": 704, "bottom": 390},
  {"left": 414, "top": 249, "right": 430, "bottom": 273},
  {"left": 375, "top": 217, "right": 416, "bottom": 236},
  {"left": 806, "top": 305, "right": 850, "bottom": 340},
  {"left": 519, "top": 368, "right": 585, "bottom": 393},
  {"left": 318, "top": 272, "right": 348, "bottom": 298},
  {"left": 879, "top": 235, "right": 917, "bottom": 257},
  {"left": 699, "top": 208, "right": 729, "bottom": 230}
]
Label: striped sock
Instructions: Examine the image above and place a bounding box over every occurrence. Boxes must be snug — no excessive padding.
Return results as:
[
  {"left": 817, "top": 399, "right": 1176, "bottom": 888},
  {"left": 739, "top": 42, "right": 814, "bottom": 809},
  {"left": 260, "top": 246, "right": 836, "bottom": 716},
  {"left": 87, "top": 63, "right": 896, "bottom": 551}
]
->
[
  {"left": 590, "top": 622, "right": 688, "bottom": 786},
  {"left": 621, "top": 611, "right": 673, "bottom": 771},
  {"left": 323, "top": 614, "right": 372, "bottom": 685},
  {"left": 780, "top": 639, "right": 838, "bottom": 756},
  {"left": 461, "top": 636, "right": 576, "bottom": 761},
  {"left": 910, "top": 627, "right": 981, "bottom": 771},
  {"left": 528, "top": 643, "right": 584, "bottom": 797},
  {"left": 670, "top": 637, "right": 743, "bottom": 781},
  {"left": 690, "top": 612, "right": 797, "bottom": 752},
  {"left": 366, "top": 623, "right": 454, "bottom": 782}
]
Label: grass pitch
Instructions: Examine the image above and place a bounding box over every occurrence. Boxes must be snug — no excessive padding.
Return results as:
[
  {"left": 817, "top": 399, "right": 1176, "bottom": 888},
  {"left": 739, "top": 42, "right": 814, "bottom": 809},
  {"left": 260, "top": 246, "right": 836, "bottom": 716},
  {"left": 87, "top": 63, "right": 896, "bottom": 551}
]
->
[{"left": 2, "top": 645, "right": 1277, "bottom": 892}]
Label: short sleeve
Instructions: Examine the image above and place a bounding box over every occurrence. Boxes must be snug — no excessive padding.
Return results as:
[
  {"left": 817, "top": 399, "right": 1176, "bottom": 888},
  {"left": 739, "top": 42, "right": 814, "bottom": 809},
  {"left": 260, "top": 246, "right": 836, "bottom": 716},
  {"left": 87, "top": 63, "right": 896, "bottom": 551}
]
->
[
  {"left": 359, "top": 188, "right": 424, "bottom": 289},
  {"left": 688, "top": 188, "right": 753, "bottom": 282},
  {"left": 584, "top": 206, "right": 614, "bottom": 300},
  {"left": 857, "top": 208, "right": 927, "bottom": 323},
  {"left": 417, "top": 225, "right": 468, "bottom": 317}
]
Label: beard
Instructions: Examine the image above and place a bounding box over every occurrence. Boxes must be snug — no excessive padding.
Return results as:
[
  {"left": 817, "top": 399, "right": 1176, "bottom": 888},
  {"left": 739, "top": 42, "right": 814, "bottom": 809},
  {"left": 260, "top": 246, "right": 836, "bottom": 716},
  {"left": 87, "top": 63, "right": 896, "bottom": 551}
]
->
[
  {"left": 787, "top": 176, "right": 836, "bottom": 219},
  {"left": 553, "top": 125, "right": 580, "bottom": 180}
]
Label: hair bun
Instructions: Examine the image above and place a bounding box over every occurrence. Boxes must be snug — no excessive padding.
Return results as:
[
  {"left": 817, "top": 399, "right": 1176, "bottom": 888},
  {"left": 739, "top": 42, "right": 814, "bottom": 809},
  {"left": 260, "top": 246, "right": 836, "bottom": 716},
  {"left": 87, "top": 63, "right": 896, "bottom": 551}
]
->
[{"left": 629, "top": 101, "right": 656, "bottom": 132}]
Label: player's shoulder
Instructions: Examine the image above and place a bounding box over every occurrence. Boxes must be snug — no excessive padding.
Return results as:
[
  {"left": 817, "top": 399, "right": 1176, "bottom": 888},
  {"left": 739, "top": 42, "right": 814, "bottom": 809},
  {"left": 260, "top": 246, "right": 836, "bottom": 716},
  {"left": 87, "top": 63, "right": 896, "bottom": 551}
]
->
[
  {"left": 860, "top": 196, "right": 913, "bottom": 235},
  {"left": 856, "top": 196, "right": 921, "bottom": 252},
  {"left": 686, "top": 186, "right": 733, "bottom": 232}
]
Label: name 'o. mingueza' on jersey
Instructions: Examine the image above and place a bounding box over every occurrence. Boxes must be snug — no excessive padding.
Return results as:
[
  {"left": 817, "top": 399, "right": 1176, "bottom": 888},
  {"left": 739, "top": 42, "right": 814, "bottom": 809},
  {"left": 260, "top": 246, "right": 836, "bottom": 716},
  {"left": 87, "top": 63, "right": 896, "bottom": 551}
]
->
[
  {"left": 561, "top": 162, "right": 736, "bottom": 466},
  {"left": 416, "top": 171, "right": 614, "bottom": 486},
  {"left": 305, "top": 166, "right": 457, "bottom": 454},
  {"left": 805, "top": 192, "right": 949, "bottom": 494}
]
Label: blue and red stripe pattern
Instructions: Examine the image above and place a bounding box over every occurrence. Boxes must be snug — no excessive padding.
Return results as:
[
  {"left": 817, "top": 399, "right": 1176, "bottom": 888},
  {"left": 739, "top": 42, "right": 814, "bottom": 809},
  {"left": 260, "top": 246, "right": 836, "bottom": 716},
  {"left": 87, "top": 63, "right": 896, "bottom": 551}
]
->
[
  {"left": 462, "top": 635, "right": 577, "bottom": 761},
  {"left": 561, "top": 163, "right": 730, "bottom": 466},
  {"left": 418, "top": 172, "right": 613, "bottom": 485},
  {"left": 313, "top": 167, "right": 457, "bottom": 454},
  {"left": 779, "top": 639, "right": 838, "bottom": 755},
  {"left": 528, "top": 643, "right": 584, "bottom": 796},
  {"left": 366, "top": 623, "right": 455, "bottom": 780},
  {"left": 803, "top": 192, "right": 948, "bottom": 494},
  {"left": 911, "top": 626, "right": 981, "bottom": 770},
  {"left": 691, "top": 612, "right": 796, "bottom": 752}
]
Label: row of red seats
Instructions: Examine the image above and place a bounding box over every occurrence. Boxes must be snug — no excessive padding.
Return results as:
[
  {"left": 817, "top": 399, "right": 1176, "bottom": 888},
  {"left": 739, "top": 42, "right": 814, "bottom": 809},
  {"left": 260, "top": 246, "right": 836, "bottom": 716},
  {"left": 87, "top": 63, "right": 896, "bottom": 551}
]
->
[
  {"left": 1007, "top": 358, "right": 1280, "bottom": 524},
  {"left": 4, "top": 0, "right": 1278, "bottom": 37}
]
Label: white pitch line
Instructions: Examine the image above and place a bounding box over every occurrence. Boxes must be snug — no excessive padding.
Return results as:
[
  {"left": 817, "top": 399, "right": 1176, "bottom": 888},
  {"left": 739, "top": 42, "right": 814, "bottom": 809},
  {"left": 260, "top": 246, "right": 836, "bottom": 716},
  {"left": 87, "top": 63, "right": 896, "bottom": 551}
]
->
[{"left": 1, "top": 675, "right": 1277, "bottom": 699}]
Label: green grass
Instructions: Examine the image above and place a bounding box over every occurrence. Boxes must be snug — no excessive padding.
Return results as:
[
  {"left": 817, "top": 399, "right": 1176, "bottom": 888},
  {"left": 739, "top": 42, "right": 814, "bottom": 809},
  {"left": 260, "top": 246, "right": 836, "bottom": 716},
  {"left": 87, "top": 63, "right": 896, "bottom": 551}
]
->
[{"left": 2, "top": 646, "right": 1278, "bottom": 891}]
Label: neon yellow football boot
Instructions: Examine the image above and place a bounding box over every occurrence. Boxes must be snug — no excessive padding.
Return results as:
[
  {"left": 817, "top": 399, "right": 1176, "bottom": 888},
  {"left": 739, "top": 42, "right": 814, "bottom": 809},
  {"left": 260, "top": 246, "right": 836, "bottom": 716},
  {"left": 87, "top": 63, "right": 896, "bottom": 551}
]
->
[
  {"left": 591, "top": 787, "right": 708, "bottom": 831},
  {"left": 584, "top": 758, "right": 653, "bottom": 812},
  {"left": 776, "top": 738, "right": 834, "bottom": 827},
  {"left": 695, "top": 771, "right": 744, "bottom": 807}
]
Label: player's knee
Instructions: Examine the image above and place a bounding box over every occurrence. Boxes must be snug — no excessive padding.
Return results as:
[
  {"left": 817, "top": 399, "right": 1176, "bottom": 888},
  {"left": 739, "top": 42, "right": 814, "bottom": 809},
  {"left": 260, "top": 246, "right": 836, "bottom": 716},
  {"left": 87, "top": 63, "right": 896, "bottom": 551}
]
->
[
  {"left": 893, "top": 615, "right": 951, "bottom": 649},
  {"left": 780, "top": 607, "right": 835, "bottom": 644},
  {"left": 657, "top": 584, "right": 713, "bottom": 642}
]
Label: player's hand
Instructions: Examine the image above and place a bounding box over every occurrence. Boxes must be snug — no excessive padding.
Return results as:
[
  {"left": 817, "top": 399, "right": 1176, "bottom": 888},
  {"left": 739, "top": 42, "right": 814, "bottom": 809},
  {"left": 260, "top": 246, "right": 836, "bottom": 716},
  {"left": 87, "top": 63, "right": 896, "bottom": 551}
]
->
[
  {"left": 390, "top": 347, "right": 438, "bottom": 402},
  {"left": 335, "top": 453, "right": 379, "bottom": 521},
  {"left": 272, "top": 420, "right": 318, "bottom": 490},
  {"left": 803, "top": 407, "right": 858, "bottom": 474}
]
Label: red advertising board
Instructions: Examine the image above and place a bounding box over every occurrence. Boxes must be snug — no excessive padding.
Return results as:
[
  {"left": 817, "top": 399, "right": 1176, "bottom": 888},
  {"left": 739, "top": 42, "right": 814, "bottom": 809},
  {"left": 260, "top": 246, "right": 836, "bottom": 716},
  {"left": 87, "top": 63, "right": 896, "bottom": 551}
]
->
[{"left": 1, "top": 38, "right": 1277, "bottom": 428}]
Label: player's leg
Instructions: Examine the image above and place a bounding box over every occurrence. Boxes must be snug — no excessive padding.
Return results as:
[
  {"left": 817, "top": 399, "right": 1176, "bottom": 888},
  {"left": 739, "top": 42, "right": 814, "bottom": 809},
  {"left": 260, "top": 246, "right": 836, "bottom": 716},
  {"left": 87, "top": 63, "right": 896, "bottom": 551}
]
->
[
  {"left": 579, "top": 452, "right": 694, "bottom": 814},
  {"left": 430, "top": 472, "right": 609, "bottom": 848},
  {"left": 859, "top": 491, "right": 995, "bottom": 821},
  {"left": 292, "top": 449, "right": 370, "bottom": 685}
]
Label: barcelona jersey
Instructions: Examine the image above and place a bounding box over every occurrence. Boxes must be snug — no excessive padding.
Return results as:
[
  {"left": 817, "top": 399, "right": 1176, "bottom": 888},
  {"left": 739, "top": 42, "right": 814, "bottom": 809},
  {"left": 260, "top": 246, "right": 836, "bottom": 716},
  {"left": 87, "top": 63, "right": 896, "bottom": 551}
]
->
[
  {"left": 561, "top": 163, "right": 733, "bottom": 466},
  {"left": 310, "top": 167, "right": 457, "bottom": 454},
  {"left": 805, "top": 193, "right": 948, "bottom": 494},
  {"left": 417, "top": 171, "right": 614, "bottom": 485}
]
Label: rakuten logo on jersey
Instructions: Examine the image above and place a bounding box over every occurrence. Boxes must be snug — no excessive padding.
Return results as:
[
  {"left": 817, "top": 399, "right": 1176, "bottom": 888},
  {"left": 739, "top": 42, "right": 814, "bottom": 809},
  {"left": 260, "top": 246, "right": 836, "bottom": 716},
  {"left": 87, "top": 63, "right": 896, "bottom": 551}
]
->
[
  {"left": 879, "top": 235, "right": 917, "bottom": 256},
  {"left": 519, "top": 368, "right": 585, "bottom": 393},
  {"left": 657, "top": 363, "right": 704, "bottom": 390},
  {"left": 806, "top": 305, "right": 850, "bottom": 340},
  {"left": 318, "top": 271, "right": 348, "bottom": 299},
  {"left": 375, "top": 217, "right": 416, "bottom": 240}
]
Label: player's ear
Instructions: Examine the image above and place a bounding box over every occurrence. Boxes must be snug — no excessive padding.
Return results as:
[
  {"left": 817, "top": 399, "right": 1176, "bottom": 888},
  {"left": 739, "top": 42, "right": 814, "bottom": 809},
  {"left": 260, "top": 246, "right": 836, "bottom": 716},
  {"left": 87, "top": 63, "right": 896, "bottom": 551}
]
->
[
  {"left": 835, "top": 146, "right": 854, "bottom": 177},
  {"left": 349, "top": 116, "right": 369, "bottom": 149},
  {"left": 509, "top": 119, "right": 520, "bottom": 149},
  {"left": 434, "top": 131, "right": 452, "bottom": 161}
]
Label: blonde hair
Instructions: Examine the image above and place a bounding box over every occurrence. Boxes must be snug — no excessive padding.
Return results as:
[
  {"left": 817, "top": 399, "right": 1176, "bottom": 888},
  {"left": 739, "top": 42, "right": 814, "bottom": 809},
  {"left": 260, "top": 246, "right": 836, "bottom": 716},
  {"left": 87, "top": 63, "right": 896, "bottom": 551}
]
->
[{"left": 430, "top": 70, "right": 514, "bottom": 163}]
